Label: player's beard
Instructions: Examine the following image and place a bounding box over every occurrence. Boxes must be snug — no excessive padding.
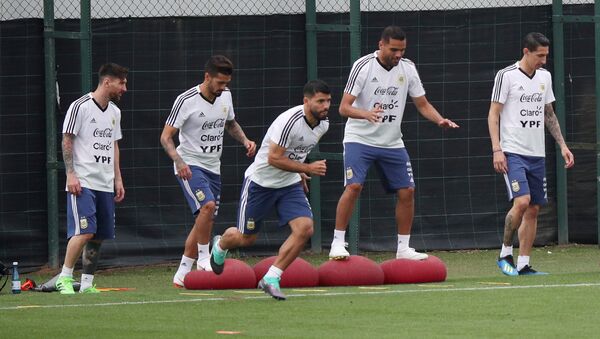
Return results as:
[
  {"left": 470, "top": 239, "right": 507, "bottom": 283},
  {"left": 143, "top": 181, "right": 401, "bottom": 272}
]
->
[
  {"left": 311, "top": 108, "right": 328, "bottom": 121},
  {"left": 109, "top": 91, "right": 122, "bottom": 102}
]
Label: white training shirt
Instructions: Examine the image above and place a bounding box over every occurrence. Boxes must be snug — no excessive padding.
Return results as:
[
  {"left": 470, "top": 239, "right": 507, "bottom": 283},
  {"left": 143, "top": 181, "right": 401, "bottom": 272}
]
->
[
  {"left": 343, "top": 51, "right": 426, "bottom": 148},
  {"left": 245, "top": 105, "right": 329, "bottom": 188},
  {"left": 62, "top": 93, "right": 122, "bottom": 192},
  {"left": 491, "top": 61, "right": 555, "bottom": 157},
  {"left": 165, "top": 85, "right": 235, "bottom": 175}
]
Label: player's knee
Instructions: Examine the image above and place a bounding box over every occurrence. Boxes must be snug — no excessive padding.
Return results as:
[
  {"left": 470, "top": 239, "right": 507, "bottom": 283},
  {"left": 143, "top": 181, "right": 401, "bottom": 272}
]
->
[
  {"left": 77, "top": 233, "right": 95, "bottom": 242},
  {"left": 294, "top": 222, "right": 314, "bottom": 239},
  {"left": 397, "top": 187, "right": 415, "bottom": 202},
  {"left": 241, "top": 234, "right": 257, "bottom": 246},
  {"left": 346, "top": 183, "right": 363, "bottom": 195},
  {"left": 201, "top": 201, "right": 216, "bottom": 213},
  {"left": 513, "top": 196, "right": 531, "bottom": 212}
]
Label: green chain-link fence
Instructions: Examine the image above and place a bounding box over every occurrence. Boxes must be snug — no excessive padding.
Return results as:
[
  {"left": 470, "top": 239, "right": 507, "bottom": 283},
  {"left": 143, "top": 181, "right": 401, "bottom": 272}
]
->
[{"left": 0, "top": 0, "right": 596, "bottom": 270}]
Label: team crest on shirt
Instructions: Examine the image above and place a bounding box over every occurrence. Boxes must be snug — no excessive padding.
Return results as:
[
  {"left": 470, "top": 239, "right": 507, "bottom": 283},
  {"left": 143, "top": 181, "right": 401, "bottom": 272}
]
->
[
  {"left": 398, "top": 75, "right": 405, "bottom": 85},
  {"left": 246, "top": 218, "right": 255, "bottom": 230},
  {"left": 346, "top": 167, "right": 353, "bottom": 180},
  {"left": 540, "top": 83, "right": 545, "bottom": 92},
  {"left": 511, "top": 180, "right": 520, "bottom": 193},
  {"left": 79, "top": 217, "right": 88, "bottom": 229},
  {"left": 195, "top": 189, "right": 206, "bottom": 202},
  {"left": 111, "top": 118, "right": 115, "bottom": 126}
]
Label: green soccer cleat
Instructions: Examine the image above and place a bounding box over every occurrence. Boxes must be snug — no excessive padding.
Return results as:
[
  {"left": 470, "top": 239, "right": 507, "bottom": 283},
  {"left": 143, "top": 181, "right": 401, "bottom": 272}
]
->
[
  {"left": 209, "top": 235, "right": 228, "bottom": 275},
  {"left": 80, "top": 285, "right": 101, "bottom": 294},
  {"left": 55, "top": 276, "right": 76, "bottom": 295}
]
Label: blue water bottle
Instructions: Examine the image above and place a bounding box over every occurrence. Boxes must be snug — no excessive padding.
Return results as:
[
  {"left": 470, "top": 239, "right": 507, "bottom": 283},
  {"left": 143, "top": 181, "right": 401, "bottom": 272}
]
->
[{"left": 11, "top": 261, "right": 21, "bottom": 294}]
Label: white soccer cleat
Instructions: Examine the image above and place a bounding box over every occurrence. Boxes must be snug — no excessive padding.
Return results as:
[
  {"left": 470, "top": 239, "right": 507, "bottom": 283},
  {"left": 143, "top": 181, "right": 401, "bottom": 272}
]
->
[
  {"left": 197, "top": 257, "right": 213, "bottom": 272},
  {"left": 329, "top": 242, "right": 350, "bottom": 260},
  {"left": 396, "top": 247, "right": 428, "bottom": 260},
  {"left": 173, "top": 273, "right": 185, "bottom": 288}
]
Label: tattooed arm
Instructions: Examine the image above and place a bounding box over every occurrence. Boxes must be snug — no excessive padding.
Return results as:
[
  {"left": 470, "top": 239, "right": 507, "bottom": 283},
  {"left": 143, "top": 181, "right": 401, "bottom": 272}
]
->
[
  {"left": 224, "top": 119, "right": 256, "bottom": 157},
  {"left": 160, "top": 125, "right": 192, "bottom": 180},
  {"left": 62, "top": 133, "right": 81, "bottom": 195},
  {"left": 545, "top": 104, "right": 575, "bottom": 168}
]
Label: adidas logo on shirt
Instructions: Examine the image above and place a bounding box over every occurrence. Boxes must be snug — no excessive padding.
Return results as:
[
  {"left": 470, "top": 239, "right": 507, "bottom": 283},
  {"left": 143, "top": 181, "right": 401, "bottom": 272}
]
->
[
  {"left": 371, "top": 77, "right": 379, "bottom": 83},
  {"left": 90, "top": 118, "right": 96, "bottom": 123},
  {"left": 518, "top": 86, "right": 525, "bottom": 91},
  {"left": 299, "top": 136, "right": 304, "bottom": 141},
  {"left": 199, "top": 112, "right": 206, "bottom": 117}
]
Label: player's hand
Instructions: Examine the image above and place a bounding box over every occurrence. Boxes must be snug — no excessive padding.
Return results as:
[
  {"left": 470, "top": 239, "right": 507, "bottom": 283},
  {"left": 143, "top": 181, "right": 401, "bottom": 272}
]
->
[
  {"left": 561, "top": 146, "right": 575, "bottom": 169},
  {"left": 364, "top": 105, "right": 383, "bottom": 123},
  {"left": 300, "top": 173, "right": 311, "bottom": 193},
  {"left": 175, "top": 159, "right": 192, "bottom": 180},
  {"left": 66, "top": 172, "right": 82, "bottom": 196},
  {"left": 114, "top": 178, "right": 125, "bottom": 202},
  {"left": 244, "top": 139, "right": 257, "bottom": 157},
  {"left": 438, "top": 118, "right": 459, "bottom": 129},
  {"left": 493, "top": 151, "right": 508, "bottom": 174},
  {"left": 307, "top": 160, "right": 327, "bottom": 176}
]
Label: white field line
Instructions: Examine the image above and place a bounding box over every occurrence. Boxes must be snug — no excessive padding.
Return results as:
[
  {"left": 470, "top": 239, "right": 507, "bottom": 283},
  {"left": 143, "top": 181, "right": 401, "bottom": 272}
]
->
[{"left": 2, "top": 282, "right": 600, "bottom": 311}]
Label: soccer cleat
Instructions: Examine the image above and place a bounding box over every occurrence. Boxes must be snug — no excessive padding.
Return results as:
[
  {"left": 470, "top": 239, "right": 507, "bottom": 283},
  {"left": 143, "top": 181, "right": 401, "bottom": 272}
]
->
[
  {"left": 329, "top": 242, "right": 350, "bottom": 260},
  {"left": 497, "top": 255, "right": 519, "bottom": 276},
  {"left": 173, "top": 273, "right": 185, "bottom": 288},
  {"left": 197, "top": 257, "right": 213, "bottom": 272},
  {"left": 396, "top": 247, "right": 428, "bottom": 260},
  {"left": 210, "top": 235, "right": 227, "bottom": 275},
  {"left": 258, "top": 277, "right": 286, "bottom": 301},
  {"left": 518, "top": 265, "right": 548, "bottom": 276},
  {"left": 55, "top": 276, "right": 76, "bottom": 295},
  {"left": 80, "top": 285, "right": 100, "bottom": 294}
]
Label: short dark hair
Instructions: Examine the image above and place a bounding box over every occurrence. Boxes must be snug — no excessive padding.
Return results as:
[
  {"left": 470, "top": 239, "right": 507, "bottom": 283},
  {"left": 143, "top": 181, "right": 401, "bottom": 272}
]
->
[
  {"left": 205, "top": 55, "right": 233, "bottom": 76},
  {"left": 303, "top": 79, "right": 331, "bottom": 98},
  {"left": 522, "top": 32, "right": 550, "bottom": 52},
  {"left": 98, "top": 63, "right": 128, "bottom": 82},
  {"left": 381, "top": 26, "right": 406, "bottom": 43}
]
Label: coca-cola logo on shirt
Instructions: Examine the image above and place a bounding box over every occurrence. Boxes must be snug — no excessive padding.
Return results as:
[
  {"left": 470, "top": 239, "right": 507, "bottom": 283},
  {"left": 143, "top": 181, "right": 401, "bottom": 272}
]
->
[
  {"left": 374, "top": 86, "right": 399, "bottom": 96},
  {"left": 519, "top": 93, "right": 543, "bottom": 103},
  {"left": 202, "top": 118, "right": 226, "bottom": 130},
  {"left": 93, "top": 128, "right": 113, "bottom": 138}
]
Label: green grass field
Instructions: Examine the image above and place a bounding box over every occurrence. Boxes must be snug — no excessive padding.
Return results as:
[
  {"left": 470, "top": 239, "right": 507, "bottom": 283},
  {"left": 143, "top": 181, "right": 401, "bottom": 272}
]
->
[{"left": 1, "top": 245, "right": 599, "bottom": 338}]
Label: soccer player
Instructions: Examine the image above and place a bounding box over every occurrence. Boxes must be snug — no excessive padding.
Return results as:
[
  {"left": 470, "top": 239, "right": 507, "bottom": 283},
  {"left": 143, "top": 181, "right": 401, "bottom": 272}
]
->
[
  {"left": 55, "top": 63, "right": 128, "bottom": 294},
  {"left": 161, "top": 55, "right": 256, "bottom": 287},
  {"left": 209, "top": 80, "right": 331, "bottom": 300},
  {"left": 488, "top": 32, "right": 574, "bottom": 276},
  {"left": 328, "top": 26, "right": 459, "bottom": 261}
]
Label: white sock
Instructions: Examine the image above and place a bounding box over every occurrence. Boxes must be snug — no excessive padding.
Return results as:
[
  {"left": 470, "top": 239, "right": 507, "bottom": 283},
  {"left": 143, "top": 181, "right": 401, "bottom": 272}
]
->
[
  {"left": 264, "top": 265, "right": 283, "bottom": 280},
  {"left": 332, "top": 230, "right": 346, "bottom": 245},
  {"left": 517, "top": 255, "right": 530, "bottom": 271},
  {"left": 177, "top": 255, "right": 195, "bottom": 274},
  {"left": 197, "top": 243, "right": 210, "bottom": 259},
  {"left": 80, "top": 274, "right": 94, "bottom": 290},
  {"left": 214, "top": 239, "right": 226, "bottom": 254},
  {"left": 397, "top": 234, "right": 410, "bottom": 251},
  {"left": 500, "top": 245, "right": 513, "bottom": 258},
  {"left": 60, "top": 265, "right": 74, "bottom": 278}
]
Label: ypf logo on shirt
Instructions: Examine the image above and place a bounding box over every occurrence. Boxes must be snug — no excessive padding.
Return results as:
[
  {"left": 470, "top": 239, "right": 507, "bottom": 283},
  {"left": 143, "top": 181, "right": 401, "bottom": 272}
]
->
[{"left": 540, "top": 83, "right": 545, "bottom": 92}]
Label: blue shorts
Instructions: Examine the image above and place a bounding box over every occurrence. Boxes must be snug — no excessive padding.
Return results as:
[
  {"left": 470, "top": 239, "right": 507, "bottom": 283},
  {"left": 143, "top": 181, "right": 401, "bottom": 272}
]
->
[
  {"left": 236, "top": 178, "right": 313, "bottom": 234},
  {"left": 503, "top": 152, "right": 547, "bottom": 205},
  {"left": 66, "top": 188, "right": 115, "bottom": 240},
  {"left": 343, "top": 142, "right": 415, "bottom": 193},
  {"left": 176, "top": 165, "right": 221, "bottom": 216}
]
